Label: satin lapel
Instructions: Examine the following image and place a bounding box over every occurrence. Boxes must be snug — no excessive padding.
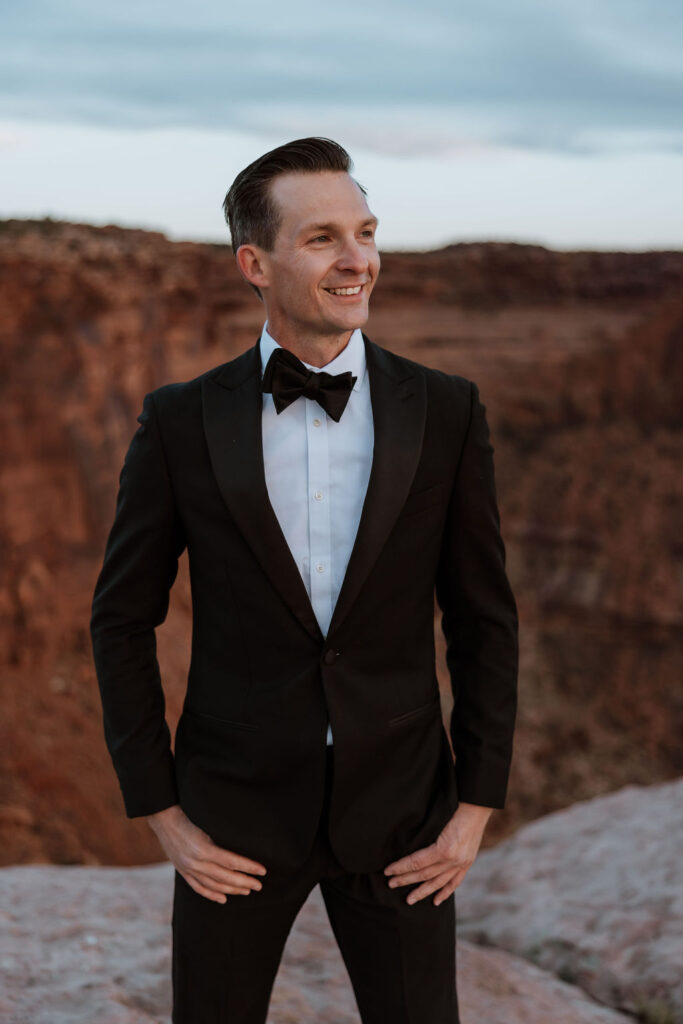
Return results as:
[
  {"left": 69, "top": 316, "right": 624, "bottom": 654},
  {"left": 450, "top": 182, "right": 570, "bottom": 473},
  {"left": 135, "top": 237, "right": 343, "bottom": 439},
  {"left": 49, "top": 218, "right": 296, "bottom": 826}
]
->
[
  {"left": 327, "top": 334, "right": 427, "bottom": 637},
  {"left": 202, "top": 340, "right": 324, "bottom": 644}
]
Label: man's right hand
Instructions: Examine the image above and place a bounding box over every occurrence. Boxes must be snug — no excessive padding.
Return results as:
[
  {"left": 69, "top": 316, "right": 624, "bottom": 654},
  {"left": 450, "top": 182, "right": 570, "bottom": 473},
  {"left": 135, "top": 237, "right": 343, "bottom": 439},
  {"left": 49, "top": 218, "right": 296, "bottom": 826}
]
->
[{"left": 145, "top": 804, "right": 267, "bottom": 904}]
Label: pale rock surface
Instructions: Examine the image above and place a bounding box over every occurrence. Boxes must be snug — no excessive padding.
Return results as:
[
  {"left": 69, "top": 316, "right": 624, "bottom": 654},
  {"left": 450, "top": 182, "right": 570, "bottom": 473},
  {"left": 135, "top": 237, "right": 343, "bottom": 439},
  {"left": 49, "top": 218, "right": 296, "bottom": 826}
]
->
[
  {"left": 458, "top": 777, "right": 683, "bottom": 1022},
  {"left": 0, "top": 861, "right": 630, "bottom": 1024}
]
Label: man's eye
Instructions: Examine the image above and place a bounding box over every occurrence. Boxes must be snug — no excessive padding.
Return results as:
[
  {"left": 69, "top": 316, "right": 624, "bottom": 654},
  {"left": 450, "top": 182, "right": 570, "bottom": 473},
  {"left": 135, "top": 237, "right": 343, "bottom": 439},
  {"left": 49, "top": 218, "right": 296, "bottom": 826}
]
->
[{"left": 311, "top": 235, "right": 330, "bottom": 243}]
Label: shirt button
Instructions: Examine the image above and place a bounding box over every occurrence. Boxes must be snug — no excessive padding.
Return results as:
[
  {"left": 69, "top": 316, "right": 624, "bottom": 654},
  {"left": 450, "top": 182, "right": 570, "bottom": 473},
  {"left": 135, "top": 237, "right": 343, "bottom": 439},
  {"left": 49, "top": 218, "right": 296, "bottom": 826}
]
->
[
  {"left": 313, "top": 418, "right": 322, "bottom": 427},
  {"left": 316, "top": 563, "right": 325, "bottom": 573},
  {"left": 314, "top": 490, "right": 323, "bottom": 501}
]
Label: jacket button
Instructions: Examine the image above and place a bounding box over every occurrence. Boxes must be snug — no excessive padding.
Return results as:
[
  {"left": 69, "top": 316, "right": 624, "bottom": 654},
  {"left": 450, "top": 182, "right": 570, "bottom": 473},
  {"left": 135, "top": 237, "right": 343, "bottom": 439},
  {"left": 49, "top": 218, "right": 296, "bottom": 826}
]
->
[{"left": 323, "top": 649, "right": 339, "bottom": 665}]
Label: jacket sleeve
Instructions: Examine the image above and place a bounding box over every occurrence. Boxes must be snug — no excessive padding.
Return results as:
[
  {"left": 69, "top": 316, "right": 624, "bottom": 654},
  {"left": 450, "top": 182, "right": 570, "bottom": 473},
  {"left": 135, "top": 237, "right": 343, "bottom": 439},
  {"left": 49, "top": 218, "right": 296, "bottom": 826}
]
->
[
  {"left": 90, "top": 391, "right": 187, "bottom": 818},
  {"left": 435, "top": 379, "right": 518, "bottom": 809}
]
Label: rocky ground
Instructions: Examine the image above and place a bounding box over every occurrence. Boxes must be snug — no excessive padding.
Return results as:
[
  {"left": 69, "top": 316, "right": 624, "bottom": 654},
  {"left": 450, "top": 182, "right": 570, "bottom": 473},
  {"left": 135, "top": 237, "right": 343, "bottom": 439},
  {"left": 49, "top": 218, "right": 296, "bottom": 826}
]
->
[
  {"left": 3, "top": 777, "right": 680, "bottom": 1024},
  {"left": 1, "top": 864, "right": 632, "bottom": 1024},
  {"left": 458, "top": 776, "right": 683, "bottom": 1023}
]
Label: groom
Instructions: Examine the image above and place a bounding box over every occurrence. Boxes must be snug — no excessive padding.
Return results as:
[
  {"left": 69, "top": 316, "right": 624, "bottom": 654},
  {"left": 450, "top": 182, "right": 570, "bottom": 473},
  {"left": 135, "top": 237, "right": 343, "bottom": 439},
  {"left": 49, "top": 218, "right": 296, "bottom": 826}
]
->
[{"left": 91, "top": 137, "right": 518, "bottom": 1023}]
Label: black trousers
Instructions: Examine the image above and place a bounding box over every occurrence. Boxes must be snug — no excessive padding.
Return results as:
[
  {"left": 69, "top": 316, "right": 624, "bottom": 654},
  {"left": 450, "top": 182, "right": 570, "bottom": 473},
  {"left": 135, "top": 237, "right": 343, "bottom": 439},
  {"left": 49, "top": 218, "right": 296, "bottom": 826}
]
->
[{"left": 172, "top": 746, "right": 459, "bottom": 1023}]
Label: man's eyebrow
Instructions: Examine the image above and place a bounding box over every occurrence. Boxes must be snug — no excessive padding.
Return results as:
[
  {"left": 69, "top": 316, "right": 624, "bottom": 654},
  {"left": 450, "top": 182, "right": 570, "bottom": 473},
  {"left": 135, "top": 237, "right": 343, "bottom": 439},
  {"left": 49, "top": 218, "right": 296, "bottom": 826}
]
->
[{"left": 301, "top": 216, "right": 379, "bottom": 235}]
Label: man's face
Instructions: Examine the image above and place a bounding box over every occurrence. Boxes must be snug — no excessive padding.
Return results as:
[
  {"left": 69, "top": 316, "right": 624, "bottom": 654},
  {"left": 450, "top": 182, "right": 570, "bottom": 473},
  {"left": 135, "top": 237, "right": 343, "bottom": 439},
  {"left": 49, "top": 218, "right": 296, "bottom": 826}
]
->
[{"left": 255, "top": 171, "right": 380, "bottom": 341}]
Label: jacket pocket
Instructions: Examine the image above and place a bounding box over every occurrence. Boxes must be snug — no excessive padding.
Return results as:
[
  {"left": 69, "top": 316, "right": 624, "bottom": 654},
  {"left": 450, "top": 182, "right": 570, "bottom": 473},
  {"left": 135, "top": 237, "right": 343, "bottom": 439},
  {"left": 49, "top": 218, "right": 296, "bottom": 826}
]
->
[
  {"left": 388, "top": 695, "right": 440, "bottom": 727},
  {"left": 183, "top": 706, "right": 259, "bottom": 731},
  {"left": 396, "top": 482, "right": 442, "bottom": 521}
]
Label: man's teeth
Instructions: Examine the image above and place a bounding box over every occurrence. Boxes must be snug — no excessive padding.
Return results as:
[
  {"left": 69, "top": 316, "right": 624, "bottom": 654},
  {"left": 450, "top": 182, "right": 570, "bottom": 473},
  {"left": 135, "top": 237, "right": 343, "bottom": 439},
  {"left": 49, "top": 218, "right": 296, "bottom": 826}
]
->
[{"left": 326, "top": 286, "right": 362, "bottom": 295}]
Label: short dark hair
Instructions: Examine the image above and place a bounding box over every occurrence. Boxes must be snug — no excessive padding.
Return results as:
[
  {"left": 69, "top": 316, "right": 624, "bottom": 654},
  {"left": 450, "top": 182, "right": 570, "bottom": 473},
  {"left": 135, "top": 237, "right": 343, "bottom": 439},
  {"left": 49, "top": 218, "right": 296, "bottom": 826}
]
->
[{"left": 222, "top": 137, "right": 365, "bottom": 256}]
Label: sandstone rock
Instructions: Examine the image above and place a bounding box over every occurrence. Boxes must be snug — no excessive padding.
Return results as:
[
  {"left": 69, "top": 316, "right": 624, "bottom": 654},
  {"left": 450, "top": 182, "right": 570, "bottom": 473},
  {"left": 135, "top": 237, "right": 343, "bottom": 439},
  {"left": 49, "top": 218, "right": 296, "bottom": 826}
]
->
[
  {"left": 0, "top": 861, "right": 632, "bottom": 1023},
  {"left": 457, "top": 777, "right": 683, "bottom": 1022},
  {"left": 455, "top": 943, "right": 634, "bottom": 1024}
]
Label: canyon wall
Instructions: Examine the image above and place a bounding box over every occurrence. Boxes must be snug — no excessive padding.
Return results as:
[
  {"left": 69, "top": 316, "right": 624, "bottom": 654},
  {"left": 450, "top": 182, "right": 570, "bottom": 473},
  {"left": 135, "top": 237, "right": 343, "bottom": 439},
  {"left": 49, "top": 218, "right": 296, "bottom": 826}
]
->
[{"left": 1, "top": 218, "right": 681, "bottom": 864}]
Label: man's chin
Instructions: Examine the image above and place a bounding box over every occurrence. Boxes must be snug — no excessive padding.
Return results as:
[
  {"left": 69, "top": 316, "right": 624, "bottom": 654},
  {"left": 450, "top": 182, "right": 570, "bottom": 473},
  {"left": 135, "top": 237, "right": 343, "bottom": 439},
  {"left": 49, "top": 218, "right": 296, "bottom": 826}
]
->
[
  {"left": 321, "top": 291, "right": 371, "bottom": 328},
  {"left": 329, "top": 307, "right": 370, "bottom": 333}
]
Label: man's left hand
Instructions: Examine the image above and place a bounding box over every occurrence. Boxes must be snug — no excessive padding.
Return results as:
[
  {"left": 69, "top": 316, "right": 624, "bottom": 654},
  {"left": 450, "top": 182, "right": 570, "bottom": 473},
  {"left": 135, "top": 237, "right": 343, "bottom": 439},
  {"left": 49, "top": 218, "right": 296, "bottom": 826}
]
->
[{"left": 383, "top": 802, "right": 493, "bottom": 906}]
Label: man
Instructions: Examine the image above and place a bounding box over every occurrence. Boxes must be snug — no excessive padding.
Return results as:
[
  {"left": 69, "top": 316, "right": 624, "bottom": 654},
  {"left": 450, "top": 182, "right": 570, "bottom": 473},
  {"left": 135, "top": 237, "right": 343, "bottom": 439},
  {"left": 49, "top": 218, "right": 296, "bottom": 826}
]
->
[{"left": 91, "top": 137, "right": 518, "bottom": 1023}]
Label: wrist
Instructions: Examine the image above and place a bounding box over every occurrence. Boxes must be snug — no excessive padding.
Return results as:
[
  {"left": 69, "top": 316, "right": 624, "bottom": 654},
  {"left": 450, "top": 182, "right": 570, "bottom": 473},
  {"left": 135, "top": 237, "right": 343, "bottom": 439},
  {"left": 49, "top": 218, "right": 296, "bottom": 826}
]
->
[
  {"left": 145, "top": 802, "right": 182, "bottom": 832},
  {"left": 456, "top": 801, "right": 494, "bottom": 823}
]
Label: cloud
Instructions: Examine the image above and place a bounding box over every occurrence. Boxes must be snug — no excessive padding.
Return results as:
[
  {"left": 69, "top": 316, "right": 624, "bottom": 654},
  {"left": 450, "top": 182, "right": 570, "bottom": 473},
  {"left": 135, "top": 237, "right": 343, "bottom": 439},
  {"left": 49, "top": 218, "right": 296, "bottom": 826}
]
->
[{"left": 1, "top": 0, "right": 682, "bottom": 155}]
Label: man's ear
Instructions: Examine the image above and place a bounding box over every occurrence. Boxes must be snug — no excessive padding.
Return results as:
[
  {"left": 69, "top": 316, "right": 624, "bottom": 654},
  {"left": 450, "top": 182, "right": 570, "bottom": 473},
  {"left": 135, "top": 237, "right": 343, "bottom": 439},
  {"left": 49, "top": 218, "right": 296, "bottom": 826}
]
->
[{"left": 236, "top": 244, "right": 269, "bottom": 292}]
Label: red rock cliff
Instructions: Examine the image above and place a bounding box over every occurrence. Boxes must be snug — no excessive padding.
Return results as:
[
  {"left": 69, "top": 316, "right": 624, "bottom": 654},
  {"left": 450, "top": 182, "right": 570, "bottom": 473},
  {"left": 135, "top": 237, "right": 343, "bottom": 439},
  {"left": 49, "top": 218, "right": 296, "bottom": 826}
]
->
[{"left": 1, "top": 219, "right": 681, "bottom": 864}]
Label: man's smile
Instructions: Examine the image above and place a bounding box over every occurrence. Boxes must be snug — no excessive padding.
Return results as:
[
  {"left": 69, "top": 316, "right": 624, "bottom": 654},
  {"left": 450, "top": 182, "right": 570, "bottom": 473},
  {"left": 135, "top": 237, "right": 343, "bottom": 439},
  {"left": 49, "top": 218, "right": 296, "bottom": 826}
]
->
[{"left": 323, "top": 284, "right": 365, "bottom": 296}]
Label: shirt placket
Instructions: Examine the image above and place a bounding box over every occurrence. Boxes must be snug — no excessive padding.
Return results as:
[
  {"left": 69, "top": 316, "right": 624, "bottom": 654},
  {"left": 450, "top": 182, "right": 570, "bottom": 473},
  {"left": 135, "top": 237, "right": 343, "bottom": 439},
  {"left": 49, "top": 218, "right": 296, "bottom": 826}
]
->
[{"left": 306, "top": 399, "right": 333, "bottom": 637}]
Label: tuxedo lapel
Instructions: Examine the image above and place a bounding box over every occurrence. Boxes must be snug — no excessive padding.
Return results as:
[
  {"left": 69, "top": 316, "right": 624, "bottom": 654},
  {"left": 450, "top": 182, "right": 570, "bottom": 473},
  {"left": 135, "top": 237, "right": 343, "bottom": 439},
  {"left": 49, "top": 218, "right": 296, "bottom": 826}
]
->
[
  {"left": 202, "top": 341, "right": 323, "bottom": 643},
  {"left": 327, "top": 334, "right": 426, "bottom": 636},
  {"left": 201, "top": 334, "right": 427, "bottom": 643}
]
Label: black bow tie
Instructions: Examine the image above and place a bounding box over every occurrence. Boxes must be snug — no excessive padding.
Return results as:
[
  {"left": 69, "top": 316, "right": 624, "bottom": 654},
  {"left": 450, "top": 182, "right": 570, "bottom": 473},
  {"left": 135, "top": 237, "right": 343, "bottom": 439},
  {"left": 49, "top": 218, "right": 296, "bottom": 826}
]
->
[{"left": 262, "top": 346, "right": 357, "bottom": 423}]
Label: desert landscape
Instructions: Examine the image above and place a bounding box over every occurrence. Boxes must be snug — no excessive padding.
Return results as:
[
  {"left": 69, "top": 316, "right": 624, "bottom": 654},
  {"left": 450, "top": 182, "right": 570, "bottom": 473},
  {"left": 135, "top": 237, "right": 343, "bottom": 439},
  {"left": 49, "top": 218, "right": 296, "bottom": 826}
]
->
[{"left": 1, "top": 218, "right": 681, "bottom": 1021}]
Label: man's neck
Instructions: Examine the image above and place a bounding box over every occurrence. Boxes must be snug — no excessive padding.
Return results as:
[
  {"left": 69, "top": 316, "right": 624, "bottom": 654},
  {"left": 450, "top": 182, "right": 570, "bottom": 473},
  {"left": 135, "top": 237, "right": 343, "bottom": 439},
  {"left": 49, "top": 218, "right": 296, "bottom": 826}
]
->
[{"left": 265, "top": 322, "right": 355, "bottom": 369}]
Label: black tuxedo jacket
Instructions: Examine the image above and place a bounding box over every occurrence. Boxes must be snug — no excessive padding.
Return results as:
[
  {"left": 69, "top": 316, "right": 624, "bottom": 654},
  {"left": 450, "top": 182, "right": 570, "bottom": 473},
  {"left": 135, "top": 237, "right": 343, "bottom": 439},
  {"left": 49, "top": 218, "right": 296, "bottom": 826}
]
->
[{"left": 90, "top": 334, "right": 518, "bottom": 873}]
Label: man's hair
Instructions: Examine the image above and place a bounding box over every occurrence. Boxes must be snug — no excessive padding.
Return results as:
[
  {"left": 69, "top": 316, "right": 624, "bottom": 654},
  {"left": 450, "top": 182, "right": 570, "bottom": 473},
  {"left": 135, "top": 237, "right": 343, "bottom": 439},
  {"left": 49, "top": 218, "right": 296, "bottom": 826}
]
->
[{"left": 222, "top": 137, "right": 365, "bottom": 256}]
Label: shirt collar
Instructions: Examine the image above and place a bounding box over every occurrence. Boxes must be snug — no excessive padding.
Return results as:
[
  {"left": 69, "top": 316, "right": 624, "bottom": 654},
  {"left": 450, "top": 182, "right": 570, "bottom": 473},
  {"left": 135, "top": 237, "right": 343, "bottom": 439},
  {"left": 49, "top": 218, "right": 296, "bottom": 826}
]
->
[{"left": 259, "top": 322, "right": 366, "bottom": 393}]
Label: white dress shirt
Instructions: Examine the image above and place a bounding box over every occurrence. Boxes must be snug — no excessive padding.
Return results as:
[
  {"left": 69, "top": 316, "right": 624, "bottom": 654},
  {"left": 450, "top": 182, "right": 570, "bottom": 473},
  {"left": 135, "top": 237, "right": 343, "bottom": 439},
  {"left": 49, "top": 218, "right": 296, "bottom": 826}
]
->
[{"left": 259, "top": 323, "right": 375, "bottom": 745}]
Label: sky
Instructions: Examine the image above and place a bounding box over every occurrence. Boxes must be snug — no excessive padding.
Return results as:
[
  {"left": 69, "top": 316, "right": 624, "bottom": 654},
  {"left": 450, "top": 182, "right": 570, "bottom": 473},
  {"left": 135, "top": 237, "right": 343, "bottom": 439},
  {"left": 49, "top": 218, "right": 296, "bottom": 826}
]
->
[{"left": 1, "top": 0, "right": 682, "bottom": 251}]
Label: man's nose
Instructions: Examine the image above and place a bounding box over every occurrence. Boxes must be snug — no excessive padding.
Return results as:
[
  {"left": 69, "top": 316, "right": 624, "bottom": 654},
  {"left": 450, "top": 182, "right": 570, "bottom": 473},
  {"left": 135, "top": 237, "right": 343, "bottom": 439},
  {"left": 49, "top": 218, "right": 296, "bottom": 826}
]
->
[{"left": 336, "top": 237, "right": 368, "bottom": 273}]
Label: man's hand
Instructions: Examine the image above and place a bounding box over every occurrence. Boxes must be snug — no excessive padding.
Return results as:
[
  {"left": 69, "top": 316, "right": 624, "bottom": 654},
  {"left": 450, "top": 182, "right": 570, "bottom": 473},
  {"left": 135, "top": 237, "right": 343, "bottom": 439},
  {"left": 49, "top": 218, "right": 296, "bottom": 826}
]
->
[
  {"left": 145, "top": 804, "right": 267, "bottom": 904},
  {"left": 383, "top": 802, "right": 493, "bottom": 906}
]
